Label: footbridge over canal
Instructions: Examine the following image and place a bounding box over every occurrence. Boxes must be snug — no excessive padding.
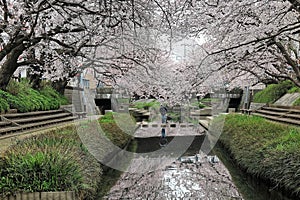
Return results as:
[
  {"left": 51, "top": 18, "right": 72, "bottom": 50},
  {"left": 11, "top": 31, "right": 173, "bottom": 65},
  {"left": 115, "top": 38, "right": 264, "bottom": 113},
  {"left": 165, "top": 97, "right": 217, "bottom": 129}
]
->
[{"left": 134, "top": 122, "right": 206, "bottom": 138}]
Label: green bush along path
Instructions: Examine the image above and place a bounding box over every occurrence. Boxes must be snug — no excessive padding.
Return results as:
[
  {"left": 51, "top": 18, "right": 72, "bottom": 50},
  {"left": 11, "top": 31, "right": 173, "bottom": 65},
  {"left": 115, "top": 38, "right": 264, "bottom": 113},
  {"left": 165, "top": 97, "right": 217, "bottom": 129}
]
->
[
  {"left": 0, "top": 112, "right": 134, "bottom": 199},
  {"left": 253, "top": 80, "right": 294, "bottom": 104},
  {"left": 0, "top": 80, "right": 68, "bottom": 113},
  {"left": 218, "top": 114, "right": 300, "bottom": 198},
  {"left": 0, "top": 125, "right": 100, "bottom": 199}
]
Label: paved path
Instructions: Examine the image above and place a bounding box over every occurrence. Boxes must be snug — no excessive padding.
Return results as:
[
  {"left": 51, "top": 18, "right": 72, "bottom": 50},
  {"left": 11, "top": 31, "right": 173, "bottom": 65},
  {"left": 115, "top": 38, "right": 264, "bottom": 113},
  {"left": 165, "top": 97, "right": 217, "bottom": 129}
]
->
[
  {"left": 134, "top": 122, "right": 205, "bottom": 138},
  {"left": 104, "top": 152, "right": 243, "bottom": 200}
]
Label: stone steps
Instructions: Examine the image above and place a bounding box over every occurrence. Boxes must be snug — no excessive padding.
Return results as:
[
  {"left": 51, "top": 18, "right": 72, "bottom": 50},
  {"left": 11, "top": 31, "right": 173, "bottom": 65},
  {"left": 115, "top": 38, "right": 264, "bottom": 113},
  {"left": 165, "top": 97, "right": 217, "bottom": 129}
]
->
[
  {"left": 252, "top": 105, "right": 300, "bottom": 126},
  {"left": 2, "top": 109, "right": 63, "bottom": 119},
  {"left": 0, "top": 109, "right": 77, "bottom": 136},
  {"left": 253, "top": 112, "right": 300, "bottom": 126}
]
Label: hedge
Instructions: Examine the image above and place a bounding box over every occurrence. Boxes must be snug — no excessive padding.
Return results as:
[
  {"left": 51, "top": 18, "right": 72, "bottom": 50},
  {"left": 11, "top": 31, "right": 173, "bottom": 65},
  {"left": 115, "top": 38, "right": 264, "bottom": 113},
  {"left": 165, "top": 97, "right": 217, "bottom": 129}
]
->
[
  {"left": 253, "top": 81, "right": 293, "bottom": 103},
  {"left": 0, "top": 81, "right": 69, "bottom": 113}
]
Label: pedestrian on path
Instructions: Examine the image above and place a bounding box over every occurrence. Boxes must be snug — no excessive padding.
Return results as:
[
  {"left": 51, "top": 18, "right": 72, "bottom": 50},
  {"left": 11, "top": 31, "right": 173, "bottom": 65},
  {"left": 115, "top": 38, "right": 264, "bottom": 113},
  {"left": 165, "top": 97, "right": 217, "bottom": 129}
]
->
[
  {"left": 161, "top": 128, "right": 166, "bottom": 138},
  {"left": 160, "top": 104, "right": 168, "bottom": 123},
  {"left": 159, "top": 128, "right": 168, "bottom": 147}
]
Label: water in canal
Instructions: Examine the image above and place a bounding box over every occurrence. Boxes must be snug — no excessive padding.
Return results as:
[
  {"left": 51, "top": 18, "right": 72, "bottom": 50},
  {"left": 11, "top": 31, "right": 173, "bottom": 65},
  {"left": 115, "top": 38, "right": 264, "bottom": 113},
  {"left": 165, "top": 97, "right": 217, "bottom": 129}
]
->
[{"left": 134, "top": 136, "right": 294, "bottom": 200}]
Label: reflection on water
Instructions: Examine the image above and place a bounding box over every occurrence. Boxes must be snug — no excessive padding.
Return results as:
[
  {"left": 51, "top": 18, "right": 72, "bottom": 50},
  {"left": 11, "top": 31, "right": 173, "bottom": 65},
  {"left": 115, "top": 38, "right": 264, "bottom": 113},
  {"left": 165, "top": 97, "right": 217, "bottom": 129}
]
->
[
  {"left": 134, "top": 136, "right": 204, "bottom": 155},
  {"left": 213, "top": 144, "right": 294, "bottom": 200},
  {"left": 134, "top": 136, "right": 294, "bottom": 200}
]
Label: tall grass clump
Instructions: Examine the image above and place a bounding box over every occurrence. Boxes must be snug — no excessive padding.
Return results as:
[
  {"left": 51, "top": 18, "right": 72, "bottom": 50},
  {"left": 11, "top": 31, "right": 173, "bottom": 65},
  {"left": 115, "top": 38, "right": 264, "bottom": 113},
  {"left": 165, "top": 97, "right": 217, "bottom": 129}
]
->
[
  {"left": 0, "top": 126, "right": 101, "bottom": 199},
  {"left": 99, "top": 112, "right": 133, "bottom": 148},
  {"left": 0, "top": 96, "right": 9, "bottom": 113},
  {"left": 253, "top": 80, "right": 293, "bottom": 103},
  {"left": 219, "top": 114, "right": 300, "bottom": 197}
]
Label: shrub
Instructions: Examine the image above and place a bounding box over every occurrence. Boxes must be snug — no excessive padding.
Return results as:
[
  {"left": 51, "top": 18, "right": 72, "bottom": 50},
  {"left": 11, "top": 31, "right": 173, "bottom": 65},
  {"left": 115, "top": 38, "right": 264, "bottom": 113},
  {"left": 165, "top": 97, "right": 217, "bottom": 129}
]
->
[
  {"left": 0, "top": 97, "right": 9, "bottom": 113},
  {"left": 6, "top": 79, "right": 31, "bottom": 96},
  {"left": 0, "top": 80, "right": 69, "bottom": 112},
  {"left": 132, "top": 100, "right": 159, "bottom": 110},
  {"left": 99, "top": 112, "right": 114, "bottom": 123},
  {"left": 293, "top": 97, "right": 300, "bottom": 106},
  {"left": 40, "top": 86, "right": 69, "bottom": 106},
  {"left": 2, "top": 92, "right": 29, "bottom": 113},
  {"left": 0, "top": 126, "right": 101, "bottom": 199},
  {"left": 0, "top": 152, "right": 83, "bottom": 194},
  {"left": 288, "top": 86, "right": 300, "bottom": 93},
  {"left": 253, "top": 80, "right": 293, "bottom": 103},
  {"left": 191, "top": 101, "right": 206, "bottom": 108}
]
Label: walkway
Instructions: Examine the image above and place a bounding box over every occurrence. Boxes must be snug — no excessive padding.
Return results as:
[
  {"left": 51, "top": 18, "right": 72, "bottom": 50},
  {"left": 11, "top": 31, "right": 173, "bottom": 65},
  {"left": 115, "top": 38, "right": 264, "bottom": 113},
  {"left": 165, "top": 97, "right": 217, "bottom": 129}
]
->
[{"left": 134, "top": 122, "right": 205, "bottom": 138}]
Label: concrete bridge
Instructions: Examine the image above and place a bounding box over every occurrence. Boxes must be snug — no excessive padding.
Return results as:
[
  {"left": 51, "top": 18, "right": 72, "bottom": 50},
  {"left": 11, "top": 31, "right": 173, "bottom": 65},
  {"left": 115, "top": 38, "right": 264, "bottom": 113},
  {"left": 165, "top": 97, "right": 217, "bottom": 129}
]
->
[{"left": 134, "top": 122, "right": 206, "bottom": 138}]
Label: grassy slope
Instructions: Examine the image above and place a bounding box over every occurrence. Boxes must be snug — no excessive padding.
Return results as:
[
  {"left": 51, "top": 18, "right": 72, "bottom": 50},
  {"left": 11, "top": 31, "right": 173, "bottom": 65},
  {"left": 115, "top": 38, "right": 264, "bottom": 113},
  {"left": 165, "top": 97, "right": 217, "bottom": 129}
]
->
[
  {"left": 253, "top": 81, "right": 293, "bottom": 104},
  {"left": 218, "top": 114, "right": 300, "bottom": 197}
]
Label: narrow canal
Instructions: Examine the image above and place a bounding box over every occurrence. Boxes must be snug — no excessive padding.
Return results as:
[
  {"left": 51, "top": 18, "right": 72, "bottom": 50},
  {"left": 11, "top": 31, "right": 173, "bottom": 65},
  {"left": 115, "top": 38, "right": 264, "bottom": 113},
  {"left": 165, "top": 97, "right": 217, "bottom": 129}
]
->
[
  {"left": 103, "top": 135, "right": 294, "bottom": 200},
  {"left": 213, "top": 144, "right": 294, "bottom": 200}
]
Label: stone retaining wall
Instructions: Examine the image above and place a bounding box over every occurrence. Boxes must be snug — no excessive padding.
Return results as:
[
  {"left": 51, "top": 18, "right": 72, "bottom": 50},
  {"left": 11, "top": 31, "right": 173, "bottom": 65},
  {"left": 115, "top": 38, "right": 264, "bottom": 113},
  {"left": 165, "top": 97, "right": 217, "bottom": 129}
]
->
[{"left": 1, "top": 191, "right": 75, "bottom": 200}]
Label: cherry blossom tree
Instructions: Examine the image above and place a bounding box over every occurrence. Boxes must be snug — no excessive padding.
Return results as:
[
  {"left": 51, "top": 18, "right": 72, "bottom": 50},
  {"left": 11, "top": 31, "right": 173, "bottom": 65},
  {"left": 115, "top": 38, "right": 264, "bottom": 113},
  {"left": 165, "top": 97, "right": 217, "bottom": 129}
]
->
[
  {"left": 0, "top": 0, "right": 171, "bottom": 93},
  {"left": 178, "top": 0, "right": 300, "bottom": 88}
]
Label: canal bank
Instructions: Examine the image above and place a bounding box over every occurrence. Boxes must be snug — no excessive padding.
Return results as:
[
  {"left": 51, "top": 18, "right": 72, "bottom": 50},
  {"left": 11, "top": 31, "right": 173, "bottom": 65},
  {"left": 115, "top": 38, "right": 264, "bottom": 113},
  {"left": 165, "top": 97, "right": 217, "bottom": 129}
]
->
[
  {"left": 103, "top": 135, "right": 243, "bottom": 199},
  {"left": 216, "top": 113, "right": 300, "bottom": 200},
  {"left": 101, "top": 131, "right": 298, "bottom": 199},
  {"left": 213, "top": 143, "right": 294, "bottom": 200}
]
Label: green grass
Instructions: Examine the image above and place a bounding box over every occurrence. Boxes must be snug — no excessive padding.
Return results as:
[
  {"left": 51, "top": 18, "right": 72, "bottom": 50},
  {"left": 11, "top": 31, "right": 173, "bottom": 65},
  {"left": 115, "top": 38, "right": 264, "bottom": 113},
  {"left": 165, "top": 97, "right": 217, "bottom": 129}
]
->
[
  {"left": 191, "top": 101, "right": 206, "bottom": 108},
  {"left": 0, "top": 112, "right": 137, "bottom": 199},
  {"left": 288, "top": 86, "right": 300, "bottom": 93},
  {"left": 0, "top": 79, "right": 69, "bottom": 113},
  {"left": 293, "top": 98, "right": 300, "bottom": 106},
  {"left": 0, "top": 126, "right": 101, "bottom": 199},
  {"left": 95, "top": 113, "right": 137, "bottom": 198},
  {"left": 253, "top": 80, "right": 293, "bottom": 103},
  {"left": 218, "top": 114, "right": 300, "bottom": 197},
  {"left": 99, "top": 112, "right": 115, "bottom": 123},
  {"left": 167, "top": 112, "right": 180, "bottom": 122},
  {"left": 99, "top": 112, "right": 134, "bottom": 148},
  {"left": 131, "top": 100, "right": 159, "bottom": 110}
]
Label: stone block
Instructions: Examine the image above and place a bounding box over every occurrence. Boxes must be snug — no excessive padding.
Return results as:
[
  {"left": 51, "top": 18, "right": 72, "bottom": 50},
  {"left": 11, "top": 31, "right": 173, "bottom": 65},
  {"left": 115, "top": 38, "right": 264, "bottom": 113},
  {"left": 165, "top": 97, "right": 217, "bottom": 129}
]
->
[
  {"left": 7, "top": 109, "right": 17, "bottom": 114},
  {"left": 180, "top": 124, "right": 187, "bottom": 127},
  {"left": 41, "top": 192, "right": 48, "bottom": 200},
  {"left": 152, "top": 124, "right": 158, "bottom": 127},
  {"left": 15, "top": 193, "right": 22, "bottom": 200},
  {"left": 188, "top": 123, "right": 194, "bottom": 127},
  {"left": 105, "top": 110, "right": 113, "bottom": 114},
  {"left": 228, "top": 108, "right": 236, "bottom": 113},
  {"left": 27, "top": 192, "right": 40, "bottom": 199},
  {"left": 65, "top": 191, "right": 75, "bottom": 200}
]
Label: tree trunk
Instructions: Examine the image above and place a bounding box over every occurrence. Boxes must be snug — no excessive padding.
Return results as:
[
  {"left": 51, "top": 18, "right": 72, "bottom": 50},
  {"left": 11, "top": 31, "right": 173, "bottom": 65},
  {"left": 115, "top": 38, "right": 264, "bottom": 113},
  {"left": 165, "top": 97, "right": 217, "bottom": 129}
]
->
[
  {"left": 28, "top": 65, "right": 44, "bottom": 90},
  {"left": 51, "top": 78, "right": 68, "bottom": 95},
  {"left": 29, "top": 75, "right": 42, "bottom": 90},
  {"left": 0, "top": 44, "right": 26, "bottom": 90}
]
